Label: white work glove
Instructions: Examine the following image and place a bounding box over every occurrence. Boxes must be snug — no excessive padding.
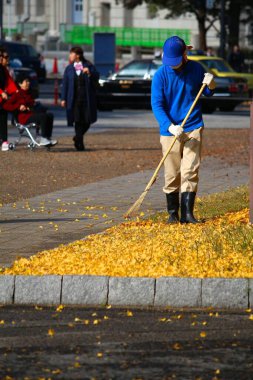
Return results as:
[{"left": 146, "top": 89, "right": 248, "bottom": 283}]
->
[
  {"left": 202, "top": 72, "right": 216, "bottom": 90},
  {"left": 168, "top": 124, "right": 183, "bottom": 137},
  {"left": 202, "top": 73, "right": 214, "bottom": 86}
]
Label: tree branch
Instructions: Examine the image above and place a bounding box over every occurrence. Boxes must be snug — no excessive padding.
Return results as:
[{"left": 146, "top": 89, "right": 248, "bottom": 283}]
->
[{"left": 205, "top": 16, "right": 219, "bottom": 32}]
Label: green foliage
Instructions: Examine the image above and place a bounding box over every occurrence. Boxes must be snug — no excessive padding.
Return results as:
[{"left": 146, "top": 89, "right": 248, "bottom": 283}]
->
[{"left": 118, "top": 0, "right": 253, "bottom": 49}]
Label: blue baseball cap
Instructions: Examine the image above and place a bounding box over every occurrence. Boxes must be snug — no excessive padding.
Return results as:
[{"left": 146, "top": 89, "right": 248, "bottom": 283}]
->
[{"left": 162, "top": 36, "right": 186, "bottom": 67}]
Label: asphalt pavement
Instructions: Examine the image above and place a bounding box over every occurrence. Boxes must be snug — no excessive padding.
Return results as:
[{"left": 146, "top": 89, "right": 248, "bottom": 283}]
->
[
  {"left": 7, "top": 82, "right": 250, "bottom": 142},
  {"left": 0, "top": 305, "right": 253, "bottom": 380}
]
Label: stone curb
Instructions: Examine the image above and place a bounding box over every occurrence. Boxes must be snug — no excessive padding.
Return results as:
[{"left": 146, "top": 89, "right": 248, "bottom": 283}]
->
[{"left": 0, "top": 275, "right": 252, "bottom": 308}]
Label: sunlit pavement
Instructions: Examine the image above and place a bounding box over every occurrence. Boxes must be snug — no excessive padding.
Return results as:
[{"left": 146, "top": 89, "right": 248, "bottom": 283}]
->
[{"left": 7, "top": 81, "right": 250, "bottom": 142}]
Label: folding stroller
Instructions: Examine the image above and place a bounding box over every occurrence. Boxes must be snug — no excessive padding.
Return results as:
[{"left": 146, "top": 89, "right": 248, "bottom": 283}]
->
[
  {"left": 9, "top": 119, "right": 52, "bottom": 151},
  {"left": 8, "top": 121, "right": 40, "bottom": 151}
]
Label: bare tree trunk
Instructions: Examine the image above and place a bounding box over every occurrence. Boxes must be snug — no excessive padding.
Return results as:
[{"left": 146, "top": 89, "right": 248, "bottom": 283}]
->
[
  {"left": 198, "top": 17, "right": 207, "bottom": 51},
  {"left": 227, "top": 1, "right": 241, "bottom": 48}
]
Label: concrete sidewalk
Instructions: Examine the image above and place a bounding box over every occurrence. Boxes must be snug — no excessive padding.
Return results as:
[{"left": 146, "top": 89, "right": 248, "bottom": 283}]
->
[{"left": 0, "top": 157, "right": 249, "bottom": 268}]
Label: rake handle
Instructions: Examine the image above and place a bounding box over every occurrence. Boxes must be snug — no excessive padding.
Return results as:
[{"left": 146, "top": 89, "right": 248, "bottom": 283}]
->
[{"left": 144, "top": 83, "right": 207, "bottom": 192}]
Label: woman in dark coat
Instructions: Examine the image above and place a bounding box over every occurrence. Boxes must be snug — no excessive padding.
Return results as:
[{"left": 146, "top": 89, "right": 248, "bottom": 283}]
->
[{"left": 61, "top": 47, "right": 99, "bottom": 151}]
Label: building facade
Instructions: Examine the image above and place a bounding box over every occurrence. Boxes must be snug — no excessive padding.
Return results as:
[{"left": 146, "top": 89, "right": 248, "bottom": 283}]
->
[{"left": 2, "top": 0, "right": 252, "bottom": 51}]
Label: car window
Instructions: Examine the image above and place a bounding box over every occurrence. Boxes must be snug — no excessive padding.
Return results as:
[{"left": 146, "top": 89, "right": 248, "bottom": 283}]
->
[
  {"left": 116, "top": 61, "right": 150, "bottom": 78},
  {"left": 149, "top": 60, "right": 162, "bottom": 78},
  {"left": 4, "top": 43, "right": 38, "bottom": 59},
  {"left": 201, "top": 59, "right": 233, "bottom": 72},
  {"left": 27, "top": 45, "right": 39, "bottom": 58},
  {"left": 5, "top": 44, "right": 28, "bottom": 58}
]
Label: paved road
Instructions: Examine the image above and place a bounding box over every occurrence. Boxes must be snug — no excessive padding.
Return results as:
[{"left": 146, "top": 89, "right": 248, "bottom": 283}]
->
[
  {"left": 0, "top": 305, "right": 253, "bottom": 379},
  {"left": 8, "top": 106, "right": 250, "bottom": 141},
  {"left": 7, "top": 81, "right": 250, "bottom": 142}
]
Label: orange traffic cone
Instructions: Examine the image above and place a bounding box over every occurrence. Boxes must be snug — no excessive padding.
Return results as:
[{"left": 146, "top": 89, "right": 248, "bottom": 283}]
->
[
  {"left": 52, "top": 57, "right": 58, "bottom": 74},
  {"left": 52, "top": 58, "right": 59, "bottom": 105}
]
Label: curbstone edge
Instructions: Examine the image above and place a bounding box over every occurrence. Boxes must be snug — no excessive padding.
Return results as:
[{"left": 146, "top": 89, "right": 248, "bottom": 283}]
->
[
  {"left": 0, "top": 274, "right": 251, "bottom": 308},
  {"left": 108, "top": 276, "right": 155, "bottom": 306},
  {"left": 61, "top": 275, "right": 109, "bottom": 305},
  {"left": 155, "top": 277, "right": 201, "bottom": 307},
  {"left": 202, "top": 278, "right": 249, "bottom": 308},
  {"left": 14, "top": 275, "right": 62, "bottom": 305},
  {"left": 0, "top": 275, "right": 15, "bottom": 304},
  {"left": 249, "top": 279, "right": 253, "bottom": 308}
]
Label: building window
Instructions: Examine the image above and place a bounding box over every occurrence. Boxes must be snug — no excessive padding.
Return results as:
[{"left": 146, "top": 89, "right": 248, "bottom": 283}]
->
[
  {"left": 124, "top": 8, "right": 133, "bottom": 27},
  {"left": 16, "top": 0, "right": 24, "bottom": 16},
  {"left": 147, "top": 4, "right": 157, "bottom": 19},
  {"left": 101, "top": 3, "right": 111, "bottom": 27},
  {"left": 72, "top": 0, "right": 83, "bottom": 24},
  {"left": 36, "top": 0, "right": 45, "bottom": 16}
]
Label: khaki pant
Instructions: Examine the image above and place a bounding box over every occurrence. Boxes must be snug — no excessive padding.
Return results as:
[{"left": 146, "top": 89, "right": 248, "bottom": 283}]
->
[{"left": 160, "top": 127, "right": 203, "bottom": 194}]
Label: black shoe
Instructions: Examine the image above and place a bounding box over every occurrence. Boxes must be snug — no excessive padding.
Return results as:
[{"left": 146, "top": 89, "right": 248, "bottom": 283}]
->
[
  {"left": 166, "top": 192, "right": 179, "bottom": 223},
  {"left": 180, "top": 192, "right": 201, "bottom": 224},
  {"left": 73, "top": 136, "right": 85, "bottom": 151}
]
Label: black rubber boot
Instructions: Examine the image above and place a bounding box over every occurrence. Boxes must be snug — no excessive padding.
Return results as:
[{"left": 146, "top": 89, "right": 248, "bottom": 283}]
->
[
  {"left": 180, "top": 192, "right": 201, "bottom": 224},
  {"left": 166, "top": 192, "right": 180, "bottom": 223}
]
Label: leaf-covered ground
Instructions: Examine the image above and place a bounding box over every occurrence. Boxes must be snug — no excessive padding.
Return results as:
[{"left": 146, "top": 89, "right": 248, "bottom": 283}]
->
[{"left": 2, "top": 186, "right": 253, "bottom": 278}]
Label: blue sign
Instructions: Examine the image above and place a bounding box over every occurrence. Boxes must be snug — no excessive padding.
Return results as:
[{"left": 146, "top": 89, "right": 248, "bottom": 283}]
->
[
  {"left": 206, "top": 0, "right": 215, "bottom": 9},
  {"left": 94, "top": 33, "right": 116, "bottom": 78}
]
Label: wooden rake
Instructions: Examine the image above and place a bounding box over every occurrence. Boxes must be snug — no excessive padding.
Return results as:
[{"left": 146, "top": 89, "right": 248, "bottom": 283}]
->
[{"left": 124, "top": 83, "right": 207, "bottom": 218}]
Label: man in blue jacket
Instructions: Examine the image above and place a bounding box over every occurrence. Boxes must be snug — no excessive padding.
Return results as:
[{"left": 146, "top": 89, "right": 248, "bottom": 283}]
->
[{"left": 151, "top": 36, "right": 215, "bottom": 224}]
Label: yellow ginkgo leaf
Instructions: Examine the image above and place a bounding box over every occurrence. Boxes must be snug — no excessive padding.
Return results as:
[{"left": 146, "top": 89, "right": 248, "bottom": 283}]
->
[
  {"left": 172, "top": 342, "right": 182, "bottom": 350},
  {"left": 56, "top": 305, "right": 64, "bottom": 312},
  {"left": 47, "top": 328, "right": 55, "bottom": 337}
]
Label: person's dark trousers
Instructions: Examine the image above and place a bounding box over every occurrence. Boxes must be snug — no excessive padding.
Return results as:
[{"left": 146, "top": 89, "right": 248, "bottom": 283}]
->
[
  {"left": 27, "top": 112, "right": 54, "bottom": 139},
  {"left": 74, "top": 122, "right": 90, "bottom": 150},
  {"left": 0, "top": 109, "right": 8, "bottom": 143}
]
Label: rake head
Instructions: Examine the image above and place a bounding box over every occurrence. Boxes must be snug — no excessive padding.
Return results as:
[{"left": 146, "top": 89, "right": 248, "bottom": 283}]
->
[{"left": 124, "top": 190, "right": 148, "bottom": 219}]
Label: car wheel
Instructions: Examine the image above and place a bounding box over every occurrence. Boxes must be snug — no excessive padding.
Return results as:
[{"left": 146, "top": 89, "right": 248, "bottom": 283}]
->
[
  {"left": 98, "top": 105, "right": 113, "bottom": 111},
  {"left": 219, "top": 105, "right": 236, "bottom": 112},
  {"left": 202, "top": 105, "right": 216, "bottom": 114}
]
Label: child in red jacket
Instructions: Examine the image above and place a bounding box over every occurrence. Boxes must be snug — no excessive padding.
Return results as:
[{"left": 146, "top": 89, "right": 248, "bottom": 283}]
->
[
  {"left": 0, "top": 47, "right": 17, "bottom": 151},
  {"left": 4, "top": 73, "right": 57, "bottom": 146}
]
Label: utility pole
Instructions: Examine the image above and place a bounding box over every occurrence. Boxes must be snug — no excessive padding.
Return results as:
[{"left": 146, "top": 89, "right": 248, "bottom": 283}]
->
[
  {"left": 0, "top": 0, "right": 3, "bottom": 40},
  {"left": 220, "top": 0, "right": 226, "bottom": 58},
  {"left": 7, "top": 0, "right": 11, "bottom": 39},
  {"left": 250, "top": 102, "right": 253, "bottom": 224}
]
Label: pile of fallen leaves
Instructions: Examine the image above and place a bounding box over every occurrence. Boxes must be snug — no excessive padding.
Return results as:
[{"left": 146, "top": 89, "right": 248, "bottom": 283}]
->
[{"left": 2, "top": 208, "right": 253, "bottom": 278}]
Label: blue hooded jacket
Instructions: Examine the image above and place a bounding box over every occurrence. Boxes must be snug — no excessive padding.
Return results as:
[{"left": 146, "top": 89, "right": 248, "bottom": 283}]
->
[{"left": 151, "top": 60, "right": 214, "bottom": 136}]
